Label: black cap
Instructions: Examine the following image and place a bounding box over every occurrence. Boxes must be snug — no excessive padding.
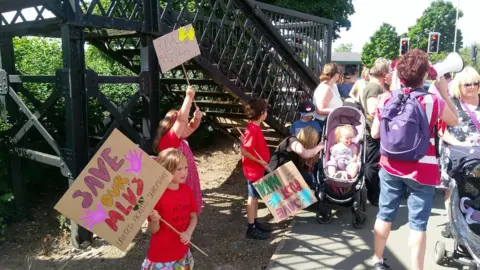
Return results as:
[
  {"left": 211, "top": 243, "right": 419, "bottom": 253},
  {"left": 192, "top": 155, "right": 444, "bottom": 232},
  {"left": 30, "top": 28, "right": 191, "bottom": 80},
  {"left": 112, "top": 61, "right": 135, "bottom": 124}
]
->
[{"left": 298, "top": 101, "right": 315, "bottom": 116}]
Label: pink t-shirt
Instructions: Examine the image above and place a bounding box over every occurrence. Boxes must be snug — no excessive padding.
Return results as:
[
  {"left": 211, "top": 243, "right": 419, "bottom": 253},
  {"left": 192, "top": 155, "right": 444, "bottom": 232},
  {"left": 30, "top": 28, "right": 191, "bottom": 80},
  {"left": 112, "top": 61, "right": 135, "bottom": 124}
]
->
[{"left": 376, "top": 89, "right": 445, "bottom": 186}]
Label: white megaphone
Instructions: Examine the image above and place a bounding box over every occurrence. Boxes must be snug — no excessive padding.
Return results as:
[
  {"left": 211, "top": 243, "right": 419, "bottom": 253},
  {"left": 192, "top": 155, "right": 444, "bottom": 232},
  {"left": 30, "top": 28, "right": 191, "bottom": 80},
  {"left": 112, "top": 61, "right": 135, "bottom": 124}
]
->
[{"left": 431, "top": 52, "right": 464, "bottom": 80}]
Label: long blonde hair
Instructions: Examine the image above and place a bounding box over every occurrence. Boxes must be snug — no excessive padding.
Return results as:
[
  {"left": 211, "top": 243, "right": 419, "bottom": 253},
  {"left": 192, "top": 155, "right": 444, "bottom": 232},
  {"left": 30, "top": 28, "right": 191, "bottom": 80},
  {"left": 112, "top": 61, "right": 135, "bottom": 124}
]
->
[
  {"left": 296, "top": 126, "right": 320, "bottom": 169},
  {"left": 157, "top": 148, "right": 186, "bottom": 175},
  {"left": 152, "top": 110, "right": 178, "bottom": 155}
]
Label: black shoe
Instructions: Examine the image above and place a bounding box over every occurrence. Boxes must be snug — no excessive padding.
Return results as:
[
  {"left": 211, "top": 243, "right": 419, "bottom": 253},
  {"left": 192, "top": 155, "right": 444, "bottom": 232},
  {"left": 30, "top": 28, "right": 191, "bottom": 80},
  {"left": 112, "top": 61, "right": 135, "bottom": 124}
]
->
[
  {"left": 441, "top": 224, "right": 452, "bottom": 238},
  {"left": 255, "top": 221, "right": 273, "bottom": 232},
  {"left": 246, "top": 227, "right": 270, "bottom": 240},
  {"left": 373, "top": 259, "right": 391, "bottom": 270}
]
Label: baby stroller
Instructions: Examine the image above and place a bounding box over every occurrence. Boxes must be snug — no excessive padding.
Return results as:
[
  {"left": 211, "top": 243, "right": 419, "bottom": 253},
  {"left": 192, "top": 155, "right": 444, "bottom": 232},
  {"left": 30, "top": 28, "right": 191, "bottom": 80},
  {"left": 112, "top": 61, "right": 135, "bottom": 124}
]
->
[
  {"left": 435, "top": 145, "right": 480, "bottom": 269},
  {"left": 314, "top": 106, "right": 368, "bottom": 229}
]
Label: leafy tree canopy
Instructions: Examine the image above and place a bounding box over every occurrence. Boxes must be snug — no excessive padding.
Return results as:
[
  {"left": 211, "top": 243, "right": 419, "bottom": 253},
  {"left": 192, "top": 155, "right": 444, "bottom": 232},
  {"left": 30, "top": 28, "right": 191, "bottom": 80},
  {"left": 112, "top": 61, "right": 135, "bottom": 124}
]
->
[
  {"left": 257, "top": 0, "right": 355, "bottom": 39},
  {"left": 361, "top": 23, "right": 399, "bottom": 68},
  {"left": 335, "top": 43, "right": 353, "bottom": 53}
]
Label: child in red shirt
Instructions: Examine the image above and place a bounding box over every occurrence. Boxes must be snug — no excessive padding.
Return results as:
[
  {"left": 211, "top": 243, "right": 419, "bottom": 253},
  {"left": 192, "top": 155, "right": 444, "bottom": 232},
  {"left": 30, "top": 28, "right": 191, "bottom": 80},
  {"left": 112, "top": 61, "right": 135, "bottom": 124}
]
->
[
  {"left": 240, "top": 98, "right": 272, "bottom": 240},
  {"left": 143, "top": 148, "right": 198, "bottom": 270},
  {"left": 152, "top": 86, "right": 204, "bottom": 216}
]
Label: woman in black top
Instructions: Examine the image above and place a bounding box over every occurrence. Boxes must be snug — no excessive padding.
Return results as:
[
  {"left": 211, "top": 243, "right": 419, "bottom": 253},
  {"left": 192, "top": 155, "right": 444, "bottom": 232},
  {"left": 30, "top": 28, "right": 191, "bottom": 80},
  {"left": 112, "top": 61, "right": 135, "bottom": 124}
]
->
[{"left": 269, "top": 126, "right": 324, "bottom": 186}]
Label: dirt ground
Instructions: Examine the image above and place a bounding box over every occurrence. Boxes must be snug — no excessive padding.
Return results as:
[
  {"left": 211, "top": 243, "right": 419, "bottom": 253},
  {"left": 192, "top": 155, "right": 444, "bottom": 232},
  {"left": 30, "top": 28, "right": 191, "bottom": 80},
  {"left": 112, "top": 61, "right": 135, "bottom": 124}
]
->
[{"left": 0, "top": 138, "right": 290, "bottom": 270}]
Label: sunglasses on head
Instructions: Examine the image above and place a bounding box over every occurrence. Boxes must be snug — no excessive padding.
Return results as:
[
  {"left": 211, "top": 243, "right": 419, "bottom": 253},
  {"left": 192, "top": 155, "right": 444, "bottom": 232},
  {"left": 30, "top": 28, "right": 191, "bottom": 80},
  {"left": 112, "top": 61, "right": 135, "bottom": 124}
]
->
[{"left": 464, "top": 82, "right": 480, "bottom": 87}]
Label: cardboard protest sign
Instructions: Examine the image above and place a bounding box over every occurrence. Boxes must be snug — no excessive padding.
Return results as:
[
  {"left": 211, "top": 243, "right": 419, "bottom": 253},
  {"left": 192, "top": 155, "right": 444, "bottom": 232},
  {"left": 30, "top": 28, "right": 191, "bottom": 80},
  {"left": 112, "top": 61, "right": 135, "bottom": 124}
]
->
[
  {"left": 54, "top": 129, "right": 172, "bottom": 251},
  {"left": 253, "top": 161, "right": 317, "bottom": 222},
  {"left": 153, "top": 24, "right": 201, "bottom": 73}
]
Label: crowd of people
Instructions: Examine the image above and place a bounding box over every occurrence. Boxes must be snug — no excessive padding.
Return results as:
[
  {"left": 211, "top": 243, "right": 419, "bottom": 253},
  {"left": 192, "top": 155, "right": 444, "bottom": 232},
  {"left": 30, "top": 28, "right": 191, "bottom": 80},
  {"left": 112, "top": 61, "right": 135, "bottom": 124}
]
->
[{"left": 139, "top": 48, "right": 480, "bottom": 270}]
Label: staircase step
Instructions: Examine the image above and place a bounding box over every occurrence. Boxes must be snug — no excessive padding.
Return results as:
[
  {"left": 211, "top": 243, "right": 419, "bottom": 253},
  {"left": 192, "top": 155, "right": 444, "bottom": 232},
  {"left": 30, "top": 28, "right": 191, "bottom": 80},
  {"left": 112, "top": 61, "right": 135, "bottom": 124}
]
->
[
  {"left": 195, "top": 100, "right": 243, "bottom": 110},
  {"left": 160, "top": 78, "right": 217, "bottom": 85},
  {"left": 173, "top": 90, "right": 231, "bottom": 98},
  {"left": 205, "top": 111, "right": 245, "bottom": 119}
]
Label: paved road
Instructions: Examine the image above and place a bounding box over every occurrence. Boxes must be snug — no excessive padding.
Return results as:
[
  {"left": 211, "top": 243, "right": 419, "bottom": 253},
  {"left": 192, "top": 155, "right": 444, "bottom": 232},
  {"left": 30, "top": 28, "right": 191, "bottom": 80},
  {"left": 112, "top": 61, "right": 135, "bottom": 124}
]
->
[{"left": 267, "top": 190, "right": 464, "bottom": 270}]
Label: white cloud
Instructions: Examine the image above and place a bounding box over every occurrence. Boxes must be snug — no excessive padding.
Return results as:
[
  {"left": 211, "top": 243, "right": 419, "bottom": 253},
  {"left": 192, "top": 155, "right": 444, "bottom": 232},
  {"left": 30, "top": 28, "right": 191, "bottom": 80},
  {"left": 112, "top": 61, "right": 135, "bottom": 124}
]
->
[{"left": 334, "top": 0, "right": 480, "bottom": 52}]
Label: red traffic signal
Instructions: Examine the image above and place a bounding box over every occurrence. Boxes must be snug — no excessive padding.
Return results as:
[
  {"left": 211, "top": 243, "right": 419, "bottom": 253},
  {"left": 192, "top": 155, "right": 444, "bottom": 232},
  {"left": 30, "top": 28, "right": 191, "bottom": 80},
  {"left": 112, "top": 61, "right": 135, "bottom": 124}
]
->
[
  {"left": 428, "top": 32, "right": 440, "bottom": 53},
  {"left": 399, "top": 38, "right": 409, "bottom": 55}
]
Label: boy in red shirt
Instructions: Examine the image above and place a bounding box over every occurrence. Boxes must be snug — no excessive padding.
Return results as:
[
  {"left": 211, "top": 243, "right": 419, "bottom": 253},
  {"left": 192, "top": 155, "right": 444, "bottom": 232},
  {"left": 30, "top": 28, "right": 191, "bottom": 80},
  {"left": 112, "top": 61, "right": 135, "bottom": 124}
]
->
[{"left": 240, "top": 98, "right": 272, "bottom": 240}]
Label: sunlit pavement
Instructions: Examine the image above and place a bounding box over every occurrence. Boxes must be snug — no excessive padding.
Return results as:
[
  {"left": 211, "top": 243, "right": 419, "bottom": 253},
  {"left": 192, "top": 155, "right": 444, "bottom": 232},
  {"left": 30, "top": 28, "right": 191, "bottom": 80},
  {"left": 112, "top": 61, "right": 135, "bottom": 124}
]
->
[{"left": 267, "top": 191, "right": 460, "bottom": 270}]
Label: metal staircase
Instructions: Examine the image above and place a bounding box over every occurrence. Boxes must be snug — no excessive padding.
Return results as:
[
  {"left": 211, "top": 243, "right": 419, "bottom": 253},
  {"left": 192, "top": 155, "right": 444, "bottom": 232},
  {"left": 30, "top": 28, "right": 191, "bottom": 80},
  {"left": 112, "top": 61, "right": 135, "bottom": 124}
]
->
[{"left": 0, "top": 0, "right": 332, "bottom": 246}]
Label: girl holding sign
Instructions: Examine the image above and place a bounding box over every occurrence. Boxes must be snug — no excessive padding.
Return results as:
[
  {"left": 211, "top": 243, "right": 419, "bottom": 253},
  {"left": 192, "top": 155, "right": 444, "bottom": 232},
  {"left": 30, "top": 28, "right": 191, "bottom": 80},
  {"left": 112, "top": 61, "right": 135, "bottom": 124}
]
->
[
  {"left": 152, "top": 86, "right": 204, "bottom": 216},
  {"left": 143, "top": 148, "right": 198, "bottom": 270}
]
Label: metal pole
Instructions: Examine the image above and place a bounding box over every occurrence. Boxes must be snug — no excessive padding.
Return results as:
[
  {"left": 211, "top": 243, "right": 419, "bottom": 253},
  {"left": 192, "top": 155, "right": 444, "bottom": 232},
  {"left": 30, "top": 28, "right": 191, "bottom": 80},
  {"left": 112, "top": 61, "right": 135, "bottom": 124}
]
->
[{"left": 453, "top": 0, "right": 460, "bottom": 52}]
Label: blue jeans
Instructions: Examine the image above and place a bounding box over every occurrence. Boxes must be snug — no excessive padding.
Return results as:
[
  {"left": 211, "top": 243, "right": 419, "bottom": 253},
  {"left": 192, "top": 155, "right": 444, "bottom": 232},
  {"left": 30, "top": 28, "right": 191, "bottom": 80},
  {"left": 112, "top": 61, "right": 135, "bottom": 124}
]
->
[
  {"left": 248, "top": 181, "right": 260, "bottom": 198},
  {"left": 377, "top": 168, "right": 435, "bottom": 232}
]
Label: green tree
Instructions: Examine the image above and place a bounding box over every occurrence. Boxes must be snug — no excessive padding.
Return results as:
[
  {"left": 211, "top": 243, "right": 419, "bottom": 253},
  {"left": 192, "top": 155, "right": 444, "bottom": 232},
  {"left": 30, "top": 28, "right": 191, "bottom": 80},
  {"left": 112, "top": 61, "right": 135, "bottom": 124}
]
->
[
  {"left": 361, "top": 23, "right": 399, "bottom": 68},
  {"left": 407, "top": 0, "right": 463, "bottom": 53},
  {"left": 257, "top": 0, "right": 355, "bottom": 39},
  {"left": 335, "top": 43, "right": 353, "bottom": 53}
]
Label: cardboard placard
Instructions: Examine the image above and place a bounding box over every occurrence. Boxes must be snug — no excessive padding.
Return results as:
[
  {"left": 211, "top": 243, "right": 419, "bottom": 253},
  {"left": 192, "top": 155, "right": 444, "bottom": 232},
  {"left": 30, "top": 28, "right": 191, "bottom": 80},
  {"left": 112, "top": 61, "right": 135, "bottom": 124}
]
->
[
  {"left": 153, "top": 24, "right": 201, "bottom": 73},
  {"left": 54, "top": 129, "right": 172, "bottom": 251},
  {"left": 253, "top": 161, "right": 317, "bottom": 222}
]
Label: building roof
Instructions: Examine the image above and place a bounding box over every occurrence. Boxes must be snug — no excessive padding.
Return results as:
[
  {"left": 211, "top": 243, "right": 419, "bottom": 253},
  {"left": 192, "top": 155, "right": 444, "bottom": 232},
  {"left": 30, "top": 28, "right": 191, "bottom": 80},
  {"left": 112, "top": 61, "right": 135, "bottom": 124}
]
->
[{"left": 332, "top": 52, "right": 362, "bottom": 65}]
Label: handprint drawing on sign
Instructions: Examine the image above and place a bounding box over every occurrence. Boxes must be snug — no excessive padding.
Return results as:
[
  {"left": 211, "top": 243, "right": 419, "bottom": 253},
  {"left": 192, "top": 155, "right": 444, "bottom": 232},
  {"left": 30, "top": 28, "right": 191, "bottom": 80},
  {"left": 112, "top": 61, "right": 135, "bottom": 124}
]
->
[
  {"left": 178, "top": 26, "right": 195, "bottom": 41},
  {"left": 297, "top": 188, "right": 313, "bottom": 207},
  {"left": 80, "top": 202, "right": 107, "bottom": 230},
  {"left": 268, "top": 193, "right": 283, "bottom": 208},
  {"left": 125, "top": 150, "right": 143, "bottom": 175}
]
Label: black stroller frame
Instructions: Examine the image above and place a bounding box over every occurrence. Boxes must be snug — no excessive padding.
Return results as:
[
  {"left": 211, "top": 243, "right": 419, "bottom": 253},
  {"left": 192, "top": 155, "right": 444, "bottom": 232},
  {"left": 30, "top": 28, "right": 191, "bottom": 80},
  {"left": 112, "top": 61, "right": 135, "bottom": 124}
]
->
[
  {"left": 434, "top": 156, "right": 480, "bottom": 270},
  {"left": 313, "top": 106, "right": 368, "bottom": 229}
]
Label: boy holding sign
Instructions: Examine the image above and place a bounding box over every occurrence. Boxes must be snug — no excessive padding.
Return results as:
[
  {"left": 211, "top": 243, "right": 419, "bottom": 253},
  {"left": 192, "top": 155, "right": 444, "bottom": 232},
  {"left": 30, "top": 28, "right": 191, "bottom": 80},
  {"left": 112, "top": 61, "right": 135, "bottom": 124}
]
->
[{"left": 240, "top": 98, "right": 272, "bottom": 240}]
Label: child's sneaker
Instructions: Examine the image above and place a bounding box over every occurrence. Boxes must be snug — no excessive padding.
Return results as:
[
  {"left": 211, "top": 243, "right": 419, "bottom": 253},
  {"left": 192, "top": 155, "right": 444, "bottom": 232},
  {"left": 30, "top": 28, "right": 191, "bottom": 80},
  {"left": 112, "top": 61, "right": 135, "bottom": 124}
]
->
[
  {"left": 246, "top": 226, "right": 269, "bottom": 240},
  {"left": 255, "top": 220, "right": 273, "bottom": 232}
]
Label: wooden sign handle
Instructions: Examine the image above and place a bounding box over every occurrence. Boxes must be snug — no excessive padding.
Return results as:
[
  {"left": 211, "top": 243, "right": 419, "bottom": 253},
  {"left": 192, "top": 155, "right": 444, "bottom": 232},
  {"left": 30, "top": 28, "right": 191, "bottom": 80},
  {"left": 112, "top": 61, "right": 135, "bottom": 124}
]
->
[
  {"left": 159, "top": 217, "right": 209, "bottom": 257},
  {"left": 236, "top": 127, "right": 272, "bottom": 173}
]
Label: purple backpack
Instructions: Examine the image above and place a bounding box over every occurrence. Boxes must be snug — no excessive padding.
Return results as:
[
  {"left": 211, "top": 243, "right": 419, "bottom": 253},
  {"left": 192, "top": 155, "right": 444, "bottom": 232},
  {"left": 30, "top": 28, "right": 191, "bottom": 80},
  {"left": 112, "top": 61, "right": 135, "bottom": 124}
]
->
[{"left": 379, "top": 88, "right": 431, "bottom": 161}]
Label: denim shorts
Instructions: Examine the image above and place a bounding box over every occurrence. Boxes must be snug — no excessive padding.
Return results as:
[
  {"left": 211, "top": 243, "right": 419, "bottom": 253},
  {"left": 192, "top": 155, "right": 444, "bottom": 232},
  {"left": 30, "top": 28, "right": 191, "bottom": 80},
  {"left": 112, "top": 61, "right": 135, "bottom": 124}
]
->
[
  {"left": 248, "top": 181, "right": 260, "bottom": 198},
  {"left": 377, "top": 168, "right": 435, "bottom": 232}
]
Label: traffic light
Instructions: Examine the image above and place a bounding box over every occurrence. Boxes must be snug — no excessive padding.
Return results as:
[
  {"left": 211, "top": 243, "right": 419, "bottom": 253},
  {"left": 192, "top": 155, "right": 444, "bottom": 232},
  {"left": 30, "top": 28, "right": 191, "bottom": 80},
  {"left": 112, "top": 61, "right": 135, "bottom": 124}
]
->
[
  {"left": 472, "top": 45, "right": 478, "bottom": 64},
  {"left": 428, "top": 32, "right": 440, "bottom": 53},
  {"left": 399, "top": 38, "right": 410, "bottom": 55}
]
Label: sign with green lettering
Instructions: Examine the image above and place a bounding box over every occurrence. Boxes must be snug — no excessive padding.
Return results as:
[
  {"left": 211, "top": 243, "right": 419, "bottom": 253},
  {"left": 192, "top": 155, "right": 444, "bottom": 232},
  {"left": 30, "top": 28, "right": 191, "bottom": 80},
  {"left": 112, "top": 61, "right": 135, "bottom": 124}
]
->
[{"left": 253, "top": 161, "right": 317, "bottom": 222}]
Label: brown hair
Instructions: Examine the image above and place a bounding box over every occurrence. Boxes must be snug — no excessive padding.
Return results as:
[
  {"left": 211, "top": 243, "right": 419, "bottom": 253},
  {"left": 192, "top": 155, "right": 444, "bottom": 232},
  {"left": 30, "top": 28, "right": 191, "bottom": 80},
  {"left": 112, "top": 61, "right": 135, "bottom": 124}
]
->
[
  {"left": 320, "top": 63, "right": 341, "bottom": 82},
  {"left": 152, "top": 110, "right": 178, "bottom": 155},
  {"left": 244, "top": 98, "right": 268, "bottom": 120},
  {"left": 396, "top": 49, "right": 430, "bottom": 88},
  {"left": 157, "top": 148, "right": 186, "bottom": 175},
  {"left": 296, "top": 126, "right": 320, "bottom": 169}
]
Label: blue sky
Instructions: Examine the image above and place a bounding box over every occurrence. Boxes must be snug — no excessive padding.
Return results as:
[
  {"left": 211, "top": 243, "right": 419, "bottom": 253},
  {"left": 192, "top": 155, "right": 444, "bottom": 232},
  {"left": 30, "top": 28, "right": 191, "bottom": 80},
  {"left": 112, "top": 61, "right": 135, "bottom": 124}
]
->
[{"left": 333, "top": 0, "right": 480, "bottom": 52}]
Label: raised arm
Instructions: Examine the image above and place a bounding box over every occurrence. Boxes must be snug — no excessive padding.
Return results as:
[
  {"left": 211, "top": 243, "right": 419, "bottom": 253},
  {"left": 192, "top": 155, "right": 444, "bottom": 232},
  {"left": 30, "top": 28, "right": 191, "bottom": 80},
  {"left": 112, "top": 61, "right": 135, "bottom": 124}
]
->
[
  {"left": 182, "top": 108, "right": 203, "bottom": 138},
  {"left": 172, "top": 86, "right": 195, "bottom": 138}
]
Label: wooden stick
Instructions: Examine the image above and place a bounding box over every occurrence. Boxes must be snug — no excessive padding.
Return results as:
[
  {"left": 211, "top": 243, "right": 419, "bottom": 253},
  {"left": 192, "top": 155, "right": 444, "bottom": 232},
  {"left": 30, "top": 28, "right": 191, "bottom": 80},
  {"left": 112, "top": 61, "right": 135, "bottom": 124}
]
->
[
  {"left": 236, "top": 127, "right": 272, "bottom": 173},
  {"left": 181, "top": 63, "right": 199, "bottom": 110},
  {"left": 159, "top": 217, "right": 209, "bottom": 257}
]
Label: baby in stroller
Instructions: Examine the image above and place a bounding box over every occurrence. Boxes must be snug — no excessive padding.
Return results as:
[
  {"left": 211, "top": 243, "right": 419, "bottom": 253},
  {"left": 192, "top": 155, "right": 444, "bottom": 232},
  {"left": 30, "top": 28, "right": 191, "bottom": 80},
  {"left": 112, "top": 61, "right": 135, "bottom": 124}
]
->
[{"left": 326, "top": 124, "right": 359, "bottom": 180}]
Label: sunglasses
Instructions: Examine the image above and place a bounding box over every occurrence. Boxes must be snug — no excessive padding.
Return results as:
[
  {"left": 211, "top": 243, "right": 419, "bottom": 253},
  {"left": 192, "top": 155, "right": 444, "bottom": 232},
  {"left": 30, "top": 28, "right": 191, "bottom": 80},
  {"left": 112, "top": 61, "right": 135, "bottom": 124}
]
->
[{"left": 464, "top": 82, "right": 480, "bottom": 88}]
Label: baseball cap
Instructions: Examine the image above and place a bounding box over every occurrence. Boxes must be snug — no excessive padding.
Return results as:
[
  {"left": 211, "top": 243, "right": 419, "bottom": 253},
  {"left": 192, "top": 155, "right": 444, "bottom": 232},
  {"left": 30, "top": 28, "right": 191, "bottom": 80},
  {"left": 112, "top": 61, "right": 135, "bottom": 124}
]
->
[{"left": 298, "top": 101, "right": 315, "bottom": 117}]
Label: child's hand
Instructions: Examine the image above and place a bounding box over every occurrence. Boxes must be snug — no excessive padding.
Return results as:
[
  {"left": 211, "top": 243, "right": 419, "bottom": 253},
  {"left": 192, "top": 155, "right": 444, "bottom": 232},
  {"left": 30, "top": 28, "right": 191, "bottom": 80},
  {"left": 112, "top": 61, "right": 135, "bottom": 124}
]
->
[
  {"left": 260, "top": 160, "right": 270, "bottom": 171},
  {"left": 149, "top": 210, "right": 161, "bottom": 222},
  {"left": 180, "top": 231, "right": 192, "bottom": 244},
  {"left": 194, "top": 108, "right": 203, "bottom": 119},
  {"left": 186, "top": 86, "right": 195, "bottom": 98}
]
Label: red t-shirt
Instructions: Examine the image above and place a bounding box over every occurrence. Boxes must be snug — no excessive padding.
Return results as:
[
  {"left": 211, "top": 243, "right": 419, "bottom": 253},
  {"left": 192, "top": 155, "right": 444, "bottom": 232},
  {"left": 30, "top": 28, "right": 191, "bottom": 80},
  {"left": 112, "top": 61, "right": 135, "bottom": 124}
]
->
[
  {"left": 241, "top": 122, "right": 270, "bottom": 182},
  {"left": 158, "top": 130, "right": 181, "bottom": 151},
  {"left": 147, "top": 184, "right": 197, "bottom": 262},
  {"left": 376, "top": 89, "right": 445, "bottom": 186}
]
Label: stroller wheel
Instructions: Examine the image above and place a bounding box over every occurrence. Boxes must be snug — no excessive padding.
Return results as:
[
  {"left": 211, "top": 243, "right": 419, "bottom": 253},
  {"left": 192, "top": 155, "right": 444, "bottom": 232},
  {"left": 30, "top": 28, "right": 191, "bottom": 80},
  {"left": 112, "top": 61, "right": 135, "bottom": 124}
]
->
[
  {"left": 434, "top": 240, "right": 447, "bottom": 265},
  {"left": 352, "top": 211, "right": 366, "bottom": 229},
  {"left": 316, "top": 208, "right": 333, "bottom": 224}
]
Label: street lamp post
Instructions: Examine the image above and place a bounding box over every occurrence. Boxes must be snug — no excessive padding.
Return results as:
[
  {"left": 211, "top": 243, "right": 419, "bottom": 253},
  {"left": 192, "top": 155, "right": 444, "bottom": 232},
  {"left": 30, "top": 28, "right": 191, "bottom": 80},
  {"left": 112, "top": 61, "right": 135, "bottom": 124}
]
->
[{"left": 453, "top": 0, "right": 460, "bottom": 52}]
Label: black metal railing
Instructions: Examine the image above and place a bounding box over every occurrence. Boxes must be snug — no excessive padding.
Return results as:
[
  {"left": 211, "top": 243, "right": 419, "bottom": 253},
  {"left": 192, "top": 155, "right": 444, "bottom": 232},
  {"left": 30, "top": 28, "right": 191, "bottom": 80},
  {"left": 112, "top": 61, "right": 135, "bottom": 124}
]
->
[{"left": 255, "top": 2, "right": 333, "bottom": 78}]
